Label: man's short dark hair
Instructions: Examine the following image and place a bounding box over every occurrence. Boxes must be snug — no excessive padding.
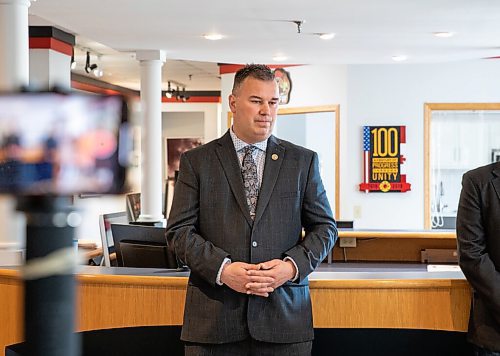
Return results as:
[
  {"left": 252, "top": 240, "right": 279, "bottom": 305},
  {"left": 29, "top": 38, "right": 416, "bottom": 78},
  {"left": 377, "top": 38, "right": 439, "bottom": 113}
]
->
[{"left": 232, "top": 64, "right": 275, "bottom": 94}]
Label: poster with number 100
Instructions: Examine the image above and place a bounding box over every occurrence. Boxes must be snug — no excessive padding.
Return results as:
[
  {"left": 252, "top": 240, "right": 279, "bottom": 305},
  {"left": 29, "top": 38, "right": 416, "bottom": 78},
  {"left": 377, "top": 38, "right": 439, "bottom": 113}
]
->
[{"left": 359, "top": 125, "right": 411, "bottom": 193}]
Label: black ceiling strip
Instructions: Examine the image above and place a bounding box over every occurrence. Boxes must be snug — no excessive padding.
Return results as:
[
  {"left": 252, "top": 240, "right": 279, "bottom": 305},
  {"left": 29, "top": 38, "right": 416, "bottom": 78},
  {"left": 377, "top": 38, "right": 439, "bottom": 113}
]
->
[{"left": 29, "top": 26, "right": 75, "bottom": 46}]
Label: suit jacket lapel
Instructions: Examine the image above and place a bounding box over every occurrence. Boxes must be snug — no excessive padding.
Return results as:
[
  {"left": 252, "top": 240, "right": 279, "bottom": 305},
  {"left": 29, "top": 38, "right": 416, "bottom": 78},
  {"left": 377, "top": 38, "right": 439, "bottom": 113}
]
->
[
  {"left": 215, "top": 131, "right": 254, "bottom": 226},
  {"left": 492, "top": 164, "right": 500, "bottom": 201},
  {"left": 254, "top": 135, "right": 285, "bottom": 225}
]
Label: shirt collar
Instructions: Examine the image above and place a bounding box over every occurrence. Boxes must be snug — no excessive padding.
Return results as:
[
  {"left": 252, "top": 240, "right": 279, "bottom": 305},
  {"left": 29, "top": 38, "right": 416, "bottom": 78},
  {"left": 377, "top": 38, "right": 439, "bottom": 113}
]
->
[{"left": 230, "top": 127, "right": 268, "bottom": 153}]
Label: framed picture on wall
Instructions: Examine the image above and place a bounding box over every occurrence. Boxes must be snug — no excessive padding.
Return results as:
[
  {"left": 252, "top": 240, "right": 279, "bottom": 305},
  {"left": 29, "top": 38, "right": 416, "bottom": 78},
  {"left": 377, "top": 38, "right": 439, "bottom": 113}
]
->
[
  {"left": 166, "top": 138, "right": 203, "bottom": 178},
  {"left": 492, "top": 148, "right": 500, "bottom": 163},
  {"left": 126, "top": 192, "right": 141, "bottom": 222},
  {"left": 164, "top": 138, "right": 203, "bottom": 217}
]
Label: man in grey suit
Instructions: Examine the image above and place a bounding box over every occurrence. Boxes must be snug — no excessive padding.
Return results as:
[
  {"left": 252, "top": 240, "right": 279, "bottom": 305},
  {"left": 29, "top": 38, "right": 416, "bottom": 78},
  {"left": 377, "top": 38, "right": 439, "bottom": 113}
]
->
[
  {"left": 456, "top": 161, "right": 500, "bottom": 355},
  {"left": 166, "top": 64, "right": 337, "bottom": 355}
]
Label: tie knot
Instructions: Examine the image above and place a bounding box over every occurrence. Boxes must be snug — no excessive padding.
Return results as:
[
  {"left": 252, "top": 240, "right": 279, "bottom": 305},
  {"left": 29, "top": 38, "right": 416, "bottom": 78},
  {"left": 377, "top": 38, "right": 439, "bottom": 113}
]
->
[{"left": 243, "top": 145, "right": 256, "bottom": 156}]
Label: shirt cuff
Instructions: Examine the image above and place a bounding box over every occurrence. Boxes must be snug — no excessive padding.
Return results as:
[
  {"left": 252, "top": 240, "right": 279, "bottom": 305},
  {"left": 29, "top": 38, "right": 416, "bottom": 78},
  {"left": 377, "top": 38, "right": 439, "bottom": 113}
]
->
[
  {"left": 216, "top": 257, "right": 232, "bottom": 285},
  {"left": 283, "top": 256, "right": 299, "bottom": 282}
]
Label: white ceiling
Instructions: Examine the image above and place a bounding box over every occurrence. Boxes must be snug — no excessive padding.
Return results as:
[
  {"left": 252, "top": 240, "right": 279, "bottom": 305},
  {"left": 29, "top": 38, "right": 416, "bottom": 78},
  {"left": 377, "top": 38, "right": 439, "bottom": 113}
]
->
[{"left": 28, "top": 0, "right": 500, "bottom": 91}]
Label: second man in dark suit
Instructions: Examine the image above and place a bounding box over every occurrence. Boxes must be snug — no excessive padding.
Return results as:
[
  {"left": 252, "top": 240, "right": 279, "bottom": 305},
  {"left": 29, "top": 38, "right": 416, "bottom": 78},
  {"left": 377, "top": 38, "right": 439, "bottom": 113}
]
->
[{"left": 456, "top": 162, "right": 500, "bottom": 355}]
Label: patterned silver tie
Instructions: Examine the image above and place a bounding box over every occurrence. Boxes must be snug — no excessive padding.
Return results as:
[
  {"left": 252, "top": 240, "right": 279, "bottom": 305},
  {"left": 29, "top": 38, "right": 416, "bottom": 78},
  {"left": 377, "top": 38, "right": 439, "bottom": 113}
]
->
[{"left": 241, "top": 145, "right": 259, "bottom": 219}]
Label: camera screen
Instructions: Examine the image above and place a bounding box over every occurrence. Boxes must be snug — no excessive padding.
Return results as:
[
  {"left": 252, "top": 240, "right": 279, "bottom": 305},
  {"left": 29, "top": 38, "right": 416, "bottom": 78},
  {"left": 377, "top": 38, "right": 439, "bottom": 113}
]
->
[{"left": 0, "top": 92, "right": 129, "bottom": 195}]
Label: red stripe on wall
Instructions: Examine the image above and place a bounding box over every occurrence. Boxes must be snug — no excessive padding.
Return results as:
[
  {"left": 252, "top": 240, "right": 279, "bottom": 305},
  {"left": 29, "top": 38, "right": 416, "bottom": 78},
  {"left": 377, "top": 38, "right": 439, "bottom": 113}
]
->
[
  {"left": 162, "top": 96, "right": 221, "bottom": 103},
  {"left": 29, "top": 38, "right": 73, "bottom": 56},
  {"left": 72, "top": 80, "right": 219, "bottom": 103},
  {"left": 71, "top": 81, "right": 122, "bottom": 96}
]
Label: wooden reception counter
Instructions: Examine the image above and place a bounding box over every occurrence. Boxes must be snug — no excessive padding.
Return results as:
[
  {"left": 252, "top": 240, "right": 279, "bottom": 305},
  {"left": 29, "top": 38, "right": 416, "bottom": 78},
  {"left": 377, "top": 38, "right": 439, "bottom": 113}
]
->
[
  {"left": 334, "top": 229, "right": 458, "bottom": 262},
  {"left": 0, "top": 263, "right": 471, "bottom": 354}
]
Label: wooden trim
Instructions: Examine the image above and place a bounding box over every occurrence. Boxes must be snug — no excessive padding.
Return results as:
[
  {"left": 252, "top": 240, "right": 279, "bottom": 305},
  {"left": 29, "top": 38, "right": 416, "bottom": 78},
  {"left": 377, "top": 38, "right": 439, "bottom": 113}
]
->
[
  {"left": 425, "top": 103, "right": 500, "bottom": 111},
  {"left": 424, "top": 103, "right": 432, "bottom": 229},
  {"left": 81, "top": 275, "right": 467, "bottom": 289},
  {"left": 338, "top": 230, "right": 456, "bottom": 239},
  {"left": 77, "top": 274, "right": 188, "bottom": 287},
  {"left": 424, "top": 103, "right": 500, "bottom": 229},
  {"left": 278, "top": 105, "right": 338, "bottom": 115},
  {"left": 309, "top": 278, "right": 469, "bottom": 289},
  {"left": 335, "top": 106, "right": 340, "bottom": 219},
  {"left": 0, "top": 269, "right": 18, "bottom": 279}
]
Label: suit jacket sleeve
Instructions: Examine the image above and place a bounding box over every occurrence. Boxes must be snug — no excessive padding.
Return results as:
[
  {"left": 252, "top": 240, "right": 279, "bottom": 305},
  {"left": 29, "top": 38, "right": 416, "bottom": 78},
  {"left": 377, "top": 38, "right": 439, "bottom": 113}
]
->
[
  {"left": 283, "top": 152, "right": 337, "bottom": 282},
  {"left": 166, "top": 152, "right": 229, "bottom": 286},
  {"left": 456, "top": 172, "right": 500, "bottom": 321}
]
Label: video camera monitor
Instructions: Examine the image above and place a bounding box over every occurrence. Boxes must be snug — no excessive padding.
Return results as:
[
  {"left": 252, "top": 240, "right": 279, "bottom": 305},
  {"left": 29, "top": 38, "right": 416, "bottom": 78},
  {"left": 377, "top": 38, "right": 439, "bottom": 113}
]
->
[{"left": 0, "top": 92, "right": 129, "bottom": 195}]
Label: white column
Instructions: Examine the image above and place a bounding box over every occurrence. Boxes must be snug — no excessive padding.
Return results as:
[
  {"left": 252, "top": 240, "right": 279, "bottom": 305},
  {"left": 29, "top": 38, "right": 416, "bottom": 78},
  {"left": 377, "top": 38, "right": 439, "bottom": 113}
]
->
[
  {"left": 0, "top": 0, "right": 30, "bottom": 263},
  {"left": 136, "top": 50, "right": 166, "bottom": 222},
  {"left": 30, "top": 48, "right": 72, "bottom": 89},
  {"left": 0, "top": 0, "right": 30, "bottom": 91}
]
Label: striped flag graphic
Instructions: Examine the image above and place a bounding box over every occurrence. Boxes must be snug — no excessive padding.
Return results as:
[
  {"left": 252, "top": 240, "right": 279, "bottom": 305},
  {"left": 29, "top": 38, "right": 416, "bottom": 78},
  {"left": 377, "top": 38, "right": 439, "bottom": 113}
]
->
[{"left": 363, "top": 126, "right": 370, "bottom": 191}]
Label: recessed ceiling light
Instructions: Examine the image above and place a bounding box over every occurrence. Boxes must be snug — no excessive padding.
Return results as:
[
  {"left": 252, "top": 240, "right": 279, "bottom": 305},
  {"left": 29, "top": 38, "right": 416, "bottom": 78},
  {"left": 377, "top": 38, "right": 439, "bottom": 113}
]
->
[
  {"left": 392, "top": 55, "right": 408, "bottom": 62},
  {"left": 272, "top": 55, "right": 288, "bottom": 62},
  {"left": 318, "top": 33, "right": 335, "bottom": 40},
  {"left": 203, "top": 33, "right": 223, "bottom": 41},
  {"left": 433, "top": 32, "right": 454, "bottom": 38}
]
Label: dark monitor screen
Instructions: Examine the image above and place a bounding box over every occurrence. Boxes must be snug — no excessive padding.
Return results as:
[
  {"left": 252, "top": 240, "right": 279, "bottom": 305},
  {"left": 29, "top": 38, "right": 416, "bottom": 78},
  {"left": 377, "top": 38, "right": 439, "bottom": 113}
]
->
[{"left": 110, "top": 224, "right": 178, "bottom": 269}]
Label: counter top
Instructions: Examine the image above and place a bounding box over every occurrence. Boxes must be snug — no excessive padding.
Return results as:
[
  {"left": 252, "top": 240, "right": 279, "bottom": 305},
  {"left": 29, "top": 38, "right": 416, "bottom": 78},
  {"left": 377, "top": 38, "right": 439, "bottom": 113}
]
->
[
  {"left": 1, "top": 262, "right": 465, "bottom": 281},
  {"left": 338, "top": 229, "right": 456, "bottom": 239}
]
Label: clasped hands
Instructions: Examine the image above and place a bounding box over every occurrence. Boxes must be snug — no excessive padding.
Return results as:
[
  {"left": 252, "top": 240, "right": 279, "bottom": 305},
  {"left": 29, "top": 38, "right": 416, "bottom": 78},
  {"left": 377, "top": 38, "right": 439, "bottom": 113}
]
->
[{"left": 220, "top": 259, "right": 296, "bottom": 297}]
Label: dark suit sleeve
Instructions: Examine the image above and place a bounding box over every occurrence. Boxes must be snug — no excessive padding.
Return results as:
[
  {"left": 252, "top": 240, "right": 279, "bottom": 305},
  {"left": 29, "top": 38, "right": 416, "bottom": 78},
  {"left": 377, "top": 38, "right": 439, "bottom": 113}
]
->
[
  {"left": 166, "top": 153, "right": 229, "bottom": 286},
  {"left": 284, "top": 152, "right": 337, "bottom": 282},
  {"left": 456, "top": 173, "right": 500, "bottom": 320}
]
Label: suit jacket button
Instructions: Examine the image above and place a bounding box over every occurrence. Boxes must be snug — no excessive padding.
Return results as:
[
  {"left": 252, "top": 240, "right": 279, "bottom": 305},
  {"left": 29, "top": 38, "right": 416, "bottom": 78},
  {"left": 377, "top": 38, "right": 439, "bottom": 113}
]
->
[{"left": 252, "top": 241, "right": 258, "bottom": 247}]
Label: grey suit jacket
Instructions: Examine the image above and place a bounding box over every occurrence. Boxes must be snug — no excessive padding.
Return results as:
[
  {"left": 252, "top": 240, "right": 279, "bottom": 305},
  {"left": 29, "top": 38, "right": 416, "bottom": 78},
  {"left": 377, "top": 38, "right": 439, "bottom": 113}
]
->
[
  {"left": 456, "top": 161, "right": 500, "bottom": 351},
  {"left": 166, "top": 131, "right": 337, "bottom": 344}
]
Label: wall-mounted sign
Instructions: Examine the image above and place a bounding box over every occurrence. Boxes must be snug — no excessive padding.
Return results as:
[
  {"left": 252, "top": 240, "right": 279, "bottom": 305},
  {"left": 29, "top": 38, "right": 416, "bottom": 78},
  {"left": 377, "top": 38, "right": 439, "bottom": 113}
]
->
[
  {"left": 359, "top": 125, "right": 411, "bottom": 192},
  {"left": 273, "top": 68, "right": 292, "bottom": 104}
]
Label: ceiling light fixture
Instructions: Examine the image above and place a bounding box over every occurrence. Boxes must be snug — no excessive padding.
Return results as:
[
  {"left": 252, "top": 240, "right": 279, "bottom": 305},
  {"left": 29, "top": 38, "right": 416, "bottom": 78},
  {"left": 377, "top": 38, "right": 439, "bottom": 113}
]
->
[
  {"left": 318, "top": 33, "right": 335, "bottom": 40},
  {"left": 203, "top": 33, "right": 223, "bottom": 41},
  {"left": 392, "top": 55, "right": 408, "bottom": 62},
  {"left": 84, "top": 51, "right": 104, "bottom": 77},
  {"left": 70, "top": 50, "right": 76, "bottom": 70},
  {"left": 292, "top": 20, "right": 305, "bottom": 34},
  {"left": 433, "top": 31, "right": 454, "bottom": 38},
  {"left": 165, "top": 81, "right": 173, "bottom": 98},
  {"left": 164, "top": 81, "right": 190, "bottom": 101},
  {"left": 84, "top": 51, "right": 98, "bottom": 74},
  {"left": 93, "top": 67, "right": 103, "bottom": 78},
  {"left": 180, "top": 87, "right": 190, "bottom": 102}
]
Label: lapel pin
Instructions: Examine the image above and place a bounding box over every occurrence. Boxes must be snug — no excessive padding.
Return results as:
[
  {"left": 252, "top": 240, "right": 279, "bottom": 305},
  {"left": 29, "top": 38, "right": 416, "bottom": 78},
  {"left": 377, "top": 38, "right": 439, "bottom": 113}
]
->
[{"left": 272, "top": 154, "right": 279, "bottom": 161}]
